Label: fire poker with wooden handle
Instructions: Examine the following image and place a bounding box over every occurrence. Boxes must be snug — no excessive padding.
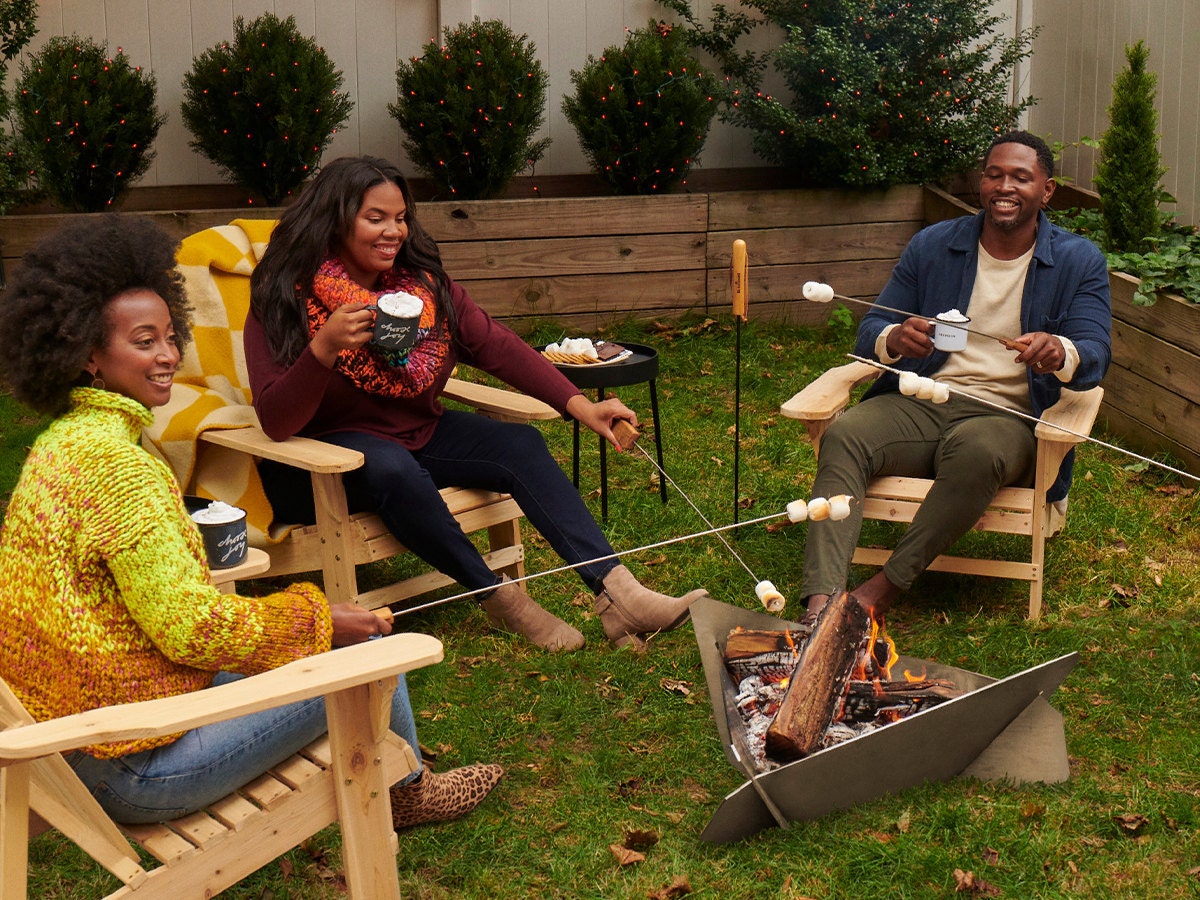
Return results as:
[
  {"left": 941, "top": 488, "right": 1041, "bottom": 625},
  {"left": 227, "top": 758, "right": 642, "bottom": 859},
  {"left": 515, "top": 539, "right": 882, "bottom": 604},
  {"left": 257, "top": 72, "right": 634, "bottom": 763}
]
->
[{"left": 801, "top": 281, "right": 1028, "bottom": 350}]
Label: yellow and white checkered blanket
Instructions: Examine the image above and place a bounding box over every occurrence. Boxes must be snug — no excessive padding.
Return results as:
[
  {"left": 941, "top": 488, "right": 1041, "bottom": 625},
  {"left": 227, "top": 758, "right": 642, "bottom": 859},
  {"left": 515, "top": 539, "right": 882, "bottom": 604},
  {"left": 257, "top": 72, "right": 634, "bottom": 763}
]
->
[{"left": 143, "top": 219, "right": 282, "bottom": 545}]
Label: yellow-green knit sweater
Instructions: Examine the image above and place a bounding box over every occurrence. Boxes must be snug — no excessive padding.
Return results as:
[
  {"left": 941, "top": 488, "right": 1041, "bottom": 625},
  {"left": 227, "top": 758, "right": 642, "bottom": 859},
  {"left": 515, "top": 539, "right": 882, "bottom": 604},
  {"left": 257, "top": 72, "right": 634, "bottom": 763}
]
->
[{"left": 0, "top": 388, "right": 333, "bottom": 758}]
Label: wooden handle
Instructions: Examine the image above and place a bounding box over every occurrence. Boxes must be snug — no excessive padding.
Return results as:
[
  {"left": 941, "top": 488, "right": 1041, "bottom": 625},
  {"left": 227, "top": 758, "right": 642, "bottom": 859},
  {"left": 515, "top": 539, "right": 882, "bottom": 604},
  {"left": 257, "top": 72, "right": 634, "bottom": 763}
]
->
[
  {"left": 613, "top": 418, "right": 640, "bottom": 452},
  {"left": 372, "top": 607, "right": 395, "bottom": 624},
  {"left": 731, "top": 239, "right": 749, "bottom": 321}
]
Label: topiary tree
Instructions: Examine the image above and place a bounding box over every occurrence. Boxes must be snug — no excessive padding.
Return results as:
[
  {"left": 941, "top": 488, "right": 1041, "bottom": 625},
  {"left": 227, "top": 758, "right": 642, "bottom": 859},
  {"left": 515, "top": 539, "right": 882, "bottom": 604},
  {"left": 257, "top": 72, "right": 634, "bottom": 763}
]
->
[
  {"left": 659, "top": 0, "right": 1038, "bottom": 189},
  {"left": 562, "top": 21, "right": 718, "bottom": 195},
  {"left": 0, "top": 0, "right": 39, "bottom": 214},
  {"left": 181, "top": 13, "right": 354, "bottom": 205},
  {"left": 1093, "top": 40, "right": 1166, "bottom": 255},
  {"left": 389, "top": 17, "right": 549, "bottom": 199},
  {"left": 16, "top": 35, "right": 165, "bottom": 212}
]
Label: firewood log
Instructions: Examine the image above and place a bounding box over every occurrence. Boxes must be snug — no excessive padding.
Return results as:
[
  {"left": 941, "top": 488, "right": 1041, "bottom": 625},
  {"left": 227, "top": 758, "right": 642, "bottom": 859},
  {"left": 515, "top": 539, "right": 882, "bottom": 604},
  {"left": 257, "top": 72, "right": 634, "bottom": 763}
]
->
[{"left": 764, "top": 592, "right": 871, "bottom": 761}]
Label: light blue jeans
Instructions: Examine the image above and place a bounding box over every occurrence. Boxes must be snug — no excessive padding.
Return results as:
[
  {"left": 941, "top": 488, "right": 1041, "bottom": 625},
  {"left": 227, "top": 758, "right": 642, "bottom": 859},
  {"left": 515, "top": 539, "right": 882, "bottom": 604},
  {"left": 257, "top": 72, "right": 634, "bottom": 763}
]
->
[{"left": 66, "top": 667, "right": 422, "bottom": 824}]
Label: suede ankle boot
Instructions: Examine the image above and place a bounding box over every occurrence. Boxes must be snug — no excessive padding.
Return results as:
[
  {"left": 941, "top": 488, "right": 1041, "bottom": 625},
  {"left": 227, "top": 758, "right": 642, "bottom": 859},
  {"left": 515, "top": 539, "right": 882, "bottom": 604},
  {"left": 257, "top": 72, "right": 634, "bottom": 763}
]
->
[
  {"left": 594, "top": 564, "right": 709, "bottom": 649},
  {"left": 480, "top": 576, "right": 585, "bottom": 652},
  {"left": 390, "top": 763, "right": 503, "bottom": 830}
]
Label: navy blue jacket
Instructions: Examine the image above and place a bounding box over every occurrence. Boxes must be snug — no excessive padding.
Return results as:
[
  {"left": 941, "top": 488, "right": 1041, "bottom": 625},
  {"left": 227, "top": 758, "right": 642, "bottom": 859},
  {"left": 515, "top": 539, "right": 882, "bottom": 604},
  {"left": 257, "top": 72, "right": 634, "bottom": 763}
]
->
[{"left": 854, "top": 210, "right": 1112, "bottom": 501}]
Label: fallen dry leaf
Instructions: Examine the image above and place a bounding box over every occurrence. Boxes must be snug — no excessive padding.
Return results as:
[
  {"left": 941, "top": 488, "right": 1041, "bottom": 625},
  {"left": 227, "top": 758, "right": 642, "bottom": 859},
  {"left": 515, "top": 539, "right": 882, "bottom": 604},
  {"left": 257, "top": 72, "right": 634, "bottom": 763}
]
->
[
  {"left": 624, "top": 828, "right": 660, "bottom": 851},
  {"left": 766, "top": 520, "right": 792, "bottom": 532},
  {"left": 609, "top": 843, "right": 645, "bottom": 866},
  {"left": 896, "top": 809, "right": 912, "bottom": 833},
  {"left": 982, "top": 847, "right": 1000, "bottom": 866},
  {"left": 660, "top": 677, "right": 692, "bottom": 697},
  {"left": 1113, "top": 812, "right": 1150, "bottom": 836},
  {"left": 643, "top": 554, "right": 668, "bottom": 566},
  {"left": 647, "top": 875, "right": 692, "bottom": 899},
  {"left": 953, "top": 868, "right": 1001, "bottom": 896},
  {"left": 1020, "top": 801, "right": 1046, "bottom": 819}
]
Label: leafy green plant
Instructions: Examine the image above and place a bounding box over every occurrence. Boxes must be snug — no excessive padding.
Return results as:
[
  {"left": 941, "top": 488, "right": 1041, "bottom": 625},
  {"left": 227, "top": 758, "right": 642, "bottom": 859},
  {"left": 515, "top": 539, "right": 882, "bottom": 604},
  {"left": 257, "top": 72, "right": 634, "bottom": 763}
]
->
[
  {"left": 562, "top": 21, "right": 718, "bottom": 195},
  {"left": 659, "top": 0, "right": 1037, "bottom": 188},
  {"left": 1049, "top": 205, "right": 1200, "bottom": 305},
  {"left": 389, "top": 17, "right": 549, "bottom": 199},
  {"left": 15, "top": 35, "right": 164, "bottom": 212},
  {"left": 1093, "top": 40, "right": 1166, "bottom": 254},
  {"left": 181, "top": 13, "right": 353, "bottom": 206},
  {"left": 0, "top": 0, "right": 39, "bottom": 214}
]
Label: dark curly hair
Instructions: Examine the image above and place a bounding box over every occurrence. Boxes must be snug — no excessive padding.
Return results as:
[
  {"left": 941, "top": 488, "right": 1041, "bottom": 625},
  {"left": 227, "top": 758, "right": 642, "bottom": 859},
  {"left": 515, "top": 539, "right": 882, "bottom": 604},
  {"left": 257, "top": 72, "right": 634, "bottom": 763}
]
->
[
  {"left": 250, "top": 155, "right": 456, "bottom": 366},
  {"left": 0, "top": 215, "right": 191, "bottom": 416}
]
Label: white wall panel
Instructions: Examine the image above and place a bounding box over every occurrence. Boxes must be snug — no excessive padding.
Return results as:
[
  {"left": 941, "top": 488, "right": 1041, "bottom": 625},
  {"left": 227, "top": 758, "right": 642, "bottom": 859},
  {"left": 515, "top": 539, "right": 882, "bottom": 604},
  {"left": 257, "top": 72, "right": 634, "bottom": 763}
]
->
[{"left": 1029, "top": 0, "right": 1198, "bottom": 226}]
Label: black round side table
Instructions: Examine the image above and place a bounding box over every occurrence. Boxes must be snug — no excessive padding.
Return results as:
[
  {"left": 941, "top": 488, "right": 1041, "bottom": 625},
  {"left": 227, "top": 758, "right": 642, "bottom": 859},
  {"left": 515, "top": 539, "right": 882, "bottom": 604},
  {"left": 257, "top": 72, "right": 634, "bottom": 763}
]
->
[{"left": 541, "top": 342, "right": 668, "bottom": 520}]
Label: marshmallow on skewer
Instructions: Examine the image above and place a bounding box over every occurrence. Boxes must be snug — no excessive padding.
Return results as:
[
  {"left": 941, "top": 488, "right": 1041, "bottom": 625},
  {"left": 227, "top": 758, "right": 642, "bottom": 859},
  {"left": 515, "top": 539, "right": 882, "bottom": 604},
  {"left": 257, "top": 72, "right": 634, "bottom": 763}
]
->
[
  {"left": 808, "top": 497, "right": 831, "bottom": 521},
  {"left": 828, "top": 494, "right": 853, "bottom": 521},
  {"left": 802, "top": 281, "right": 836, "bottom": 303},
  {"left": 755, "top": 580, "right": 786, "bottom": 613},
  {"left": 915, "top": 376, "right": 937, "bottom": 400},
  {"left": 932, "top": 382, "right": 951, "bottom": 404},
  {"left": 898, "top": 371, "right": 920, "bottom": 396},
  {"left": 786, "top": 498, "right": 809, "bottom": 522}
]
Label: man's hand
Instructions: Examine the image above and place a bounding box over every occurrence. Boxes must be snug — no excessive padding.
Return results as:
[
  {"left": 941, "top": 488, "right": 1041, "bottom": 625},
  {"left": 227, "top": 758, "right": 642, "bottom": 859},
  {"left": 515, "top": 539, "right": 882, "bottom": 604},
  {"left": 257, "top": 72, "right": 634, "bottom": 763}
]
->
[
  {"left": 885, "top": 317, "right": 936, "bottom": 359},
  {"left": 565, "top": 394, "right": 639, "bottom": 451},
  {"left": 1010, "top": 332, "right": 1065, "bottom": 372}
]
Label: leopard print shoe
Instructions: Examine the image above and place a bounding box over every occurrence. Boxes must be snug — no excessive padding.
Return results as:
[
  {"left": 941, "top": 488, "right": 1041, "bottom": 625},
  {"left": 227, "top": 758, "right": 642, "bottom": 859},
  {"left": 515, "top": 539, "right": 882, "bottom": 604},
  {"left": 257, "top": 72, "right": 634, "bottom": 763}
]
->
[{"left": 390, "top": 763, "right": 503, "bottom": 830}]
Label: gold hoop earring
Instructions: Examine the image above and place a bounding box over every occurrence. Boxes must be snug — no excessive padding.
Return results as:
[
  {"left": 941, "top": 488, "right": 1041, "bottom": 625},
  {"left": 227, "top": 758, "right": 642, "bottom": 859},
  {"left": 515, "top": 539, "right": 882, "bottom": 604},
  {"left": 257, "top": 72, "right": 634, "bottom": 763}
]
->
[{"left": 91, "top": 374, "right": 106, "bottom": 390}]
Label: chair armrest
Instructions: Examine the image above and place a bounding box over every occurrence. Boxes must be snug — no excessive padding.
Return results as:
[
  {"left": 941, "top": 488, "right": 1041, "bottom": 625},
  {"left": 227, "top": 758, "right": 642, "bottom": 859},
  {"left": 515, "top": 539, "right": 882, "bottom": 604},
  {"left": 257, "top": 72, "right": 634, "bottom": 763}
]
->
[
  {"left": 442, "top": 377, "right": 560, "bottom": 422},
  {"left": 0, "top": 634, "right": 443, "bottom": 761},
  {"left": 1035, "top": 386, "right": 1104, "bottom": 446},
  {"left": 201, "top": 423, "right": 365, "bottom": 474},
  {"left": 781, "top": 361, "right": 882, "bottom": 421}
]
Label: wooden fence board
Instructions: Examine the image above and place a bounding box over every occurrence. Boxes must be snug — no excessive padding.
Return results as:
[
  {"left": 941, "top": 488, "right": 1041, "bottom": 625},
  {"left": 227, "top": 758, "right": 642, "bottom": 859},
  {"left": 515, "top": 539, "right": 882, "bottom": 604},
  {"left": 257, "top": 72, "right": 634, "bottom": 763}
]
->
[
  {"left": 459, "top": 271, "right": 707, "bottom": 323},
  {"left": 708, "top": 186, "right": 923, "bottom": 229},
  {"left": 439, "top": 233, "right": 706, "bottom": 279},
  {"left": 1101, "top": 364, "right": 1200, "bottom": 471},
  {"left": 422, "top": 194, "right": 707, "bottom": 241},
  {"left": 707, "top": 222, "right": 918, "bottom": 267}
]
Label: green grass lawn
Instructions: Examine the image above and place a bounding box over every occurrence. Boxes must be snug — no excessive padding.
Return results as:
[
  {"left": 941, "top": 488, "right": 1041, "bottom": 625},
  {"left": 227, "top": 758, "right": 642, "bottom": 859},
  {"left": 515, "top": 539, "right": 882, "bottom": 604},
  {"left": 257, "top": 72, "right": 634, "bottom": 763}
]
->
[{"left": 4, "top": 314, "right": 1198, "bottom": 899}]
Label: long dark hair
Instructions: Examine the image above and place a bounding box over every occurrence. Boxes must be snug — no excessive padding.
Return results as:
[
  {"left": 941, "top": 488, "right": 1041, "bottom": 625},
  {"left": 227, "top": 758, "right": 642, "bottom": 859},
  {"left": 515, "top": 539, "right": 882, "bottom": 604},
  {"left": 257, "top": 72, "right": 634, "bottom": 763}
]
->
[{"left": 250, "top": 155, "right": 456, "bottom": 365}]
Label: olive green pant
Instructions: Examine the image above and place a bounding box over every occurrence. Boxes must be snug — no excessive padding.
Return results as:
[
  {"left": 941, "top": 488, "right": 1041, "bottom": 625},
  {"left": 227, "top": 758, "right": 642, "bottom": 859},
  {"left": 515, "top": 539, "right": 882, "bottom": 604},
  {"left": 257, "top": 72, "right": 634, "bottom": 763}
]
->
[{"left": 800, "top": 392, "right": 1037, "bottom": 598}]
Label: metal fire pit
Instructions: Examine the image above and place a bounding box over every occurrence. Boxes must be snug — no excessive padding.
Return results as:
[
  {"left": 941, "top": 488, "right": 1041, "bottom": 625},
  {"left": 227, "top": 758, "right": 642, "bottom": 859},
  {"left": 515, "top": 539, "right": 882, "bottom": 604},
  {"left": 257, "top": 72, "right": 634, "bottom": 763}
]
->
[{"left": 691, "top": 596, "right": 1077, "bottom": 844}]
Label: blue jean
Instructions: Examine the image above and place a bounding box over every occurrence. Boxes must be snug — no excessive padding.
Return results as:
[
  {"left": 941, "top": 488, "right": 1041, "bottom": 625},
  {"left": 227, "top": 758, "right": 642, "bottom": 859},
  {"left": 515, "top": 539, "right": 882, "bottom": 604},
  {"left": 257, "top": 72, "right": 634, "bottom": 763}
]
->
[
  {"left": 66, "top": 667, "right": 421, "bottom": 825},
  {"left": 317, "top": 410, "right": 619, "bottom": 593}
]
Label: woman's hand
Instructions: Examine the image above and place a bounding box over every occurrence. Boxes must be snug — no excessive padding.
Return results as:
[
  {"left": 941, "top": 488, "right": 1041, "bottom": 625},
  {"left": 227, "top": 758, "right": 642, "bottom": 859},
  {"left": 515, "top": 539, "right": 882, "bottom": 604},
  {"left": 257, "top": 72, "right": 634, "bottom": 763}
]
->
[
  {"left": 885, "top": 317, "right": 936, "bottom": 359},
  {"left": 565, "top": 394, "right": 639, "bottom": 451},
  {"left": 310, "top": 303, "right": 376, "bottom": 367},
  {"left": 329, "top": 602, "right": 392, "bottom": 646}
]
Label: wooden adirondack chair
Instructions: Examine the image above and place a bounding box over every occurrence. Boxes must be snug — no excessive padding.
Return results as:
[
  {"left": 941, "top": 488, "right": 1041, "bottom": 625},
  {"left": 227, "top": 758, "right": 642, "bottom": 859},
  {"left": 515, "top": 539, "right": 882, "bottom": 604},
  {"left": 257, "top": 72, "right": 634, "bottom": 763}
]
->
[
  {"left": 0, "top": 634, "right": 442, "bottom": 899},
  {"left": 146, "top": 220, "right": 560, "bottom": 610},
  {"left": 781, "top": 361, "right": 1104, "bottom": 618}
]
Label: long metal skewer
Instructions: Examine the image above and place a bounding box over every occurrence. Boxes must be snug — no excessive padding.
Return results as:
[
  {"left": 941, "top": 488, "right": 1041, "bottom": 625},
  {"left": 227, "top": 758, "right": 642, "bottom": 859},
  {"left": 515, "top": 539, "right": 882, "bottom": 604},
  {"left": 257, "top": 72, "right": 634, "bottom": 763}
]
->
[
  {"left": 830, "top": 291, "right": 1025, "bottom": 348},
  {"left": 849, "top": 353, "right": 1200, "bottom": 483},
  {"left": 391, "top": 509, "right": 787, "bottom": 617},
  {"left": 630, "top": 442, "right": 761, "bottom": 583}
]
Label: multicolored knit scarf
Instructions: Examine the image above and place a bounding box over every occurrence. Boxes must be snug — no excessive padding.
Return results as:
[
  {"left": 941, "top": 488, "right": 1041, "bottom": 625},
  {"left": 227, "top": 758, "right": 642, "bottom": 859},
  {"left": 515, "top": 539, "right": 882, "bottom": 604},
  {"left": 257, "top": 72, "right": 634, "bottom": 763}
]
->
[{"left": 308, "top": 256, "right": 449, "bottom": 398}]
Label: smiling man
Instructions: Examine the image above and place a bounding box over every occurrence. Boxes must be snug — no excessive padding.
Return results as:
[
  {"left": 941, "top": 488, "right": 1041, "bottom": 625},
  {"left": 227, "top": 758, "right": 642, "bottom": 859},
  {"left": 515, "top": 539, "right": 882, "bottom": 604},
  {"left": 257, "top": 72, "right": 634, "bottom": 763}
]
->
[{"left": 799, "top": 131, "right": 1112, "bottom": 623}]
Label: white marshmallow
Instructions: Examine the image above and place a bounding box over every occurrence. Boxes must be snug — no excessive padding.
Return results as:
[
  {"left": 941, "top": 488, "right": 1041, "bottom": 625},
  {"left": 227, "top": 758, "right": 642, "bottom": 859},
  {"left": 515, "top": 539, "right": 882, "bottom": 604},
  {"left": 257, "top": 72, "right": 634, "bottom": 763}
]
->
[
  {"left": 786, "top": 498, "right": 809, "bottom": 522},
  {"left": 829, "top": 494, "right": 852, "bottom": 521},
  {"left": 898, "top": 371, "right": 920, "bottom": 396},
  {"left": 802, "top": 281, "right": 835, "bottom": 303},
  {"left": 915, "top": 376, "right": 936, "bottom": 400},
  {"left": 755, "top": 580, "right": 786, "bottom": 613},
  {"left": 932, "top": 382, "right": 951, "bottom": 404},
  {"left": 808, "top": 497, "right": 831, "bottom": 521}
]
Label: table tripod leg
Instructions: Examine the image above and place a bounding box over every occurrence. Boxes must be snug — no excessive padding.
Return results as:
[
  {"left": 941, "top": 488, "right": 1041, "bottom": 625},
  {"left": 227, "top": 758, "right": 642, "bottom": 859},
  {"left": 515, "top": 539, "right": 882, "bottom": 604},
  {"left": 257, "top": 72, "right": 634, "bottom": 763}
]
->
[
  {"left": 649, "top": 378, "right": 667, "bottom": 504},
  {"left": 598, "top": 387, "right": 608, "bottom": 520},
  {"left": 572, "top": 419, "right": 580, "bottom": 488}
]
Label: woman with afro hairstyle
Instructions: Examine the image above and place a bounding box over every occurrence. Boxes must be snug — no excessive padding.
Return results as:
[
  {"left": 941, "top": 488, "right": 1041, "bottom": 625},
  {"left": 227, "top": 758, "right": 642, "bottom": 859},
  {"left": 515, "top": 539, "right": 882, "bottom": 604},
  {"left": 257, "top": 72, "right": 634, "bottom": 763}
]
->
[
  {"left": 248, "top": 155, "right": 709, "bottom": 653},
  {"left": 0, "top": 215, "right": 501, "bottom": 828}
]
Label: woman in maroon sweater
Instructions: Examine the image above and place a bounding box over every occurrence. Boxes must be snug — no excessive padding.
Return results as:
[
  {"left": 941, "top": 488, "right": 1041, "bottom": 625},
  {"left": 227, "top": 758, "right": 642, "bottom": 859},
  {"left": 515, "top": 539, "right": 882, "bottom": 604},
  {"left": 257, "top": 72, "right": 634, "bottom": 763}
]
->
[{"left": 247, "top": 156, "right": 707, "bottom": 652}]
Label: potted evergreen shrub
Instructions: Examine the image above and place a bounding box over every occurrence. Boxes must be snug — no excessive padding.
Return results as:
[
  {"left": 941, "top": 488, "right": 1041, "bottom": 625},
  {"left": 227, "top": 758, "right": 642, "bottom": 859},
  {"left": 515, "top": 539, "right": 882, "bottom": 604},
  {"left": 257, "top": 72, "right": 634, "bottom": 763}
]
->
[
  {"left": 389, "top": 17, "right": 549, "bottom": 200},
  {"left": 562, "top": 21, "right": 718, "bottom": 195},
  {"left": 181, "top": 12, "right": 354, "bottom": 205},
  {"left": 15, "top": 35, "right": 165, "bottom": 212}
]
